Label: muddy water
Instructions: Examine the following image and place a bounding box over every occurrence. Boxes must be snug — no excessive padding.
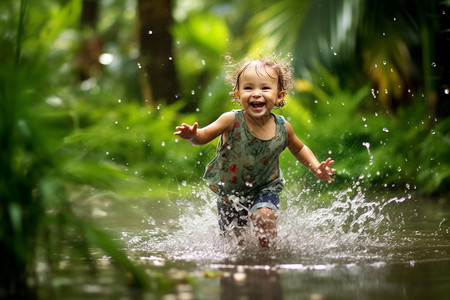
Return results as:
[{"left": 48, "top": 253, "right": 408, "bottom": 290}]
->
[{"left": 106, "top": 185, "right": 450, "bottom": 300}]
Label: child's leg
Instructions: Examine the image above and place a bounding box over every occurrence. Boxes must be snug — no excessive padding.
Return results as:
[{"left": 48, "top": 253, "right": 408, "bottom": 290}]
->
[
  {"left": 217, "top": 201, "right": 249, "bottom": 239},
  {"left": 250, "top": 191, "right": 279, "bottom": 248},
  {"left": 251, "top": 207, "right": 277, "bottom": 248}
]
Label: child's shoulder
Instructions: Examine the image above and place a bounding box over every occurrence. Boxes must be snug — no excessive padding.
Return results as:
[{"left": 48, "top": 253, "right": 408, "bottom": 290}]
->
[
  {"left": 215, "top": 111, "right": 237, "bottom": 131},
  {"left": 272, "top": 112, "right": 286, "bottom": 124},
  {"left": 219, "top": 110, "right": 238, "bottom": 121}
]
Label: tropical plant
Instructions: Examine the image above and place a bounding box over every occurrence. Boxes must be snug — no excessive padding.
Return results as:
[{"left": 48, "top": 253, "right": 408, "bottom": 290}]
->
[{"left": 0, "top": 0, "right": 152, "bottom": 296}]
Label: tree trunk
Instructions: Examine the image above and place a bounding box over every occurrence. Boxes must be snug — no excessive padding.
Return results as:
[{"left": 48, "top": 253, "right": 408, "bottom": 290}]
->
[
  {"left": 75, "top": 0, "right": 103, "bottom": 81},
  {"left": 138, "top": 0, "right": 179, "bottom": 105}
]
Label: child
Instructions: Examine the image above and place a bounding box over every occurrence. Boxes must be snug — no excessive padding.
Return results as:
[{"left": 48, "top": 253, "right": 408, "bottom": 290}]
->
[{"left": 174, "top": 57, "right": 335, "bottom": 248}]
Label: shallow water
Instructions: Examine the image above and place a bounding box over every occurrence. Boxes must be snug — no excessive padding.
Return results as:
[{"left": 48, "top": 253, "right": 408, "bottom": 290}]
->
[
  {"left": 106, "top": 184, "right": 450, "bottom": 300},
  {"left": 47, "top": 183, "right": 450, "bottom": 299}
]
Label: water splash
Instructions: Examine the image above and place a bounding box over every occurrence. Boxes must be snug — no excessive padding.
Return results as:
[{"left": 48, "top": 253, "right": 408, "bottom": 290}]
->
[{"left": 124, "top": 182, "right": 419, "bottom": 266}]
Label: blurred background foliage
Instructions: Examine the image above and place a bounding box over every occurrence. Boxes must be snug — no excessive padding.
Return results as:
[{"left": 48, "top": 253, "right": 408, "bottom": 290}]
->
[{"left": 1, "top": 0, "right": 449, "bottom": 297}]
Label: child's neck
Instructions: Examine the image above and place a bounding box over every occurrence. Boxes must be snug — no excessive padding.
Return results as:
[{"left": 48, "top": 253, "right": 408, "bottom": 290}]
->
[{"left": 243, "top": 110, "right": 276, "bottom": 140}]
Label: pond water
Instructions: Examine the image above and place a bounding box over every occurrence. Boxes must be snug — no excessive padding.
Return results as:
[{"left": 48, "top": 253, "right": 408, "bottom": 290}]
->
[{"left": 73, "top": 183, "right": 450, "bottom": 300}]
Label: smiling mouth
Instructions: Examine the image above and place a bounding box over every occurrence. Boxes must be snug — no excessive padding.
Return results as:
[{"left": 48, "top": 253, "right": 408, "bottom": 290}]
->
[{"left": 250, "top": 102, "right": 265, "bottom": 108}]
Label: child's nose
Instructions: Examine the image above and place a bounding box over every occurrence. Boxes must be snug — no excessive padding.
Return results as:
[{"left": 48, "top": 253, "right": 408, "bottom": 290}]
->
[{"left": 252, "top": 90, "right": 262, "bottom": 97}]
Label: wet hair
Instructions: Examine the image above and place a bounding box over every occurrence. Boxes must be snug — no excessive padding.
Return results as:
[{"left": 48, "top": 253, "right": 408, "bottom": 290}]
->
[{"left": 225, "top": 55, "right": 294, "bottom": 109}]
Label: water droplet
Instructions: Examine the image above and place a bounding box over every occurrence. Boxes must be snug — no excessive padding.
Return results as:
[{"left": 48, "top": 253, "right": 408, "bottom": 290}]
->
[
  {"left": 201, "top": 59, "right": 206, "bottom": 65},
  {"left": 444, "top": 88, "right": 449, "bottom": 95},
  {"left": 114, "top": 121, "right": 119, "bottom": 125},
  {"left": 383, "top": 61, "right": 387, "bottom": 65},
  {"left": 383, "top": 128, "right": 389, "bottom": 133},
  {"left": 148, "top": 30, "right": 153, "bottom": 35},
  {"left": 333, "top": 52, "right": 337, "bottom": 56},
  {"left": 161, "top": 141, "right": 165, "bottom": 147},
  {"left": 191, "top": 90, "right": 195, "bottom": 95},
  {"left": 431, "top": 130, "right": 436, "bottom": 135},
  {"left": 137, "top": 63, "right": 142, "bottom": 69},
  {"left": 181, "top": 181, "right": 187, "bottom": 186},
  {"left": 196, "top": 108, "right": 200, "bottom": 112},
  {"left": 168, "top": 56, "right": 173, "bottom": 60},
  {"left": 393, "top": 17, "right": 397, "bottom": 21},
  {"left": 118, "top": 99, "right": 122, "bottom": 103},
  {"left": 106, "top": 152, "right": 109, "bottom": 155},
  {"left": 371, "top": 89, "right": 377, "bottom": 99},
  {"left": 99, "top": 53, "right": 114, "bottom": 65},
  {"left": 431, "top": 62, "right": 437, "bottom": 67}
]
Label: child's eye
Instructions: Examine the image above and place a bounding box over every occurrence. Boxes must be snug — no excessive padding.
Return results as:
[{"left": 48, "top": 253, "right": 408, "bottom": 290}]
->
[
  {"left": 244, "top": 86, "right": 252, "bottom": 90},
  {"left": 262, "top": 86, "right": 271, "bottom": 90}
]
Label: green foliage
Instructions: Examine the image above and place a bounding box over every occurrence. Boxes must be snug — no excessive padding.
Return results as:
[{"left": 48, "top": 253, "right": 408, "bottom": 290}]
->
[
  {"left": 172, "top": 11, "right": 232, "bottom": 114},
  {"left": 246, "top": 0, "right": 310, "bottom": 53},
  {"left": 63, "top": 99, "right": 209, "bottom": 191},
  {"left": 1, "top": 0, "right": 449, "bottom": 297},
  {"left": 285, "top": 65, "right": 450, "bottom": 195},
  {"left": 0, "top": 0, "right": 153, "bottom": 296}
]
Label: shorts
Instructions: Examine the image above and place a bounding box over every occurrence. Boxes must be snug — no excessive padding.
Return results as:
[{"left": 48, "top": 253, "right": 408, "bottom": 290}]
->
[{"left": 217, "top": 191, "right": 280, "bottom": 232}]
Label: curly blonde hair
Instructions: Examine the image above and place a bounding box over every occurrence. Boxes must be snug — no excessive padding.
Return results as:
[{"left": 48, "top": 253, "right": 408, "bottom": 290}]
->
[{"left": 225, "top": 55, "right": 294, "bottom": 109}]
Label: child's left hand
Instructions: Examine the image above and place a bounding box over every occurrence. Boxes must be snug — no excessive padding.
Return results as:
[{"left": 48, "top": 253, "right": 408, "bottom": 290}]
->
[{"left": 311, "top": 158, "right": 335, "bottom": 181}]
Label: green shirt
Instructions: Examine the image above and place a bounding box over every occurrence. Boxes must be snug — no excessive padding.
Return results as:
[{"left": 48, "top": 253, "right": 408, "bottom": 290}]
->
[{"left": 203, "top": 110, "right": 288, "bottom": 204}]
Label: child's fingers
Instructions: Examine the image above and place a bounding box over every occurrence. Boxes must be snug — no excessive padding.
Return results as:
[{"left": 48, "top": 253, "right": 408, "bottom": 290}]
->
[
  {"left": 174, "top": 123, "right": 190, "bottom": 135},
  {"left": 175, "top": 123, "right": 191, "bottom": 131},
  {"left": 325, "top": 157, "right": 334, "bottom": 165}
]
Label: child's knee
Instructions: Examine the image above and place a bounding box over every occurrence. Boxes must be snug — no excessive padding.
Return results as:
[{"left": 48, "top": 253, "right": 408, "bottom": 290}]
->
[
  {"left": 252, "top": 207, "right": 276, "bottom": 229},
  {"left": 253, "top": 207, "right": 276, "bottom": 220}
]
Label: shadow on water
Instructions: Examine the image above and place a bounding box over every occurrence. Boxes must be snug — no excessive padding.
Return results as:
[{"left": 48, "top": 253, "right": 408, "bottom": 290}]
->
[{"left": 112, "top": 182, "right": 450, "bottom": 299}]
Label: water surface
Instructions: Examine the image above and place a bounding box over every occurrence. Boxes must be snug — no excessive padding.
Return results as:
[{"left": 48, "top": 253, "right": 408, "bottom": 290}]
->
[{"left": 108, "top": 185, "right": 450, "bottom": 299}]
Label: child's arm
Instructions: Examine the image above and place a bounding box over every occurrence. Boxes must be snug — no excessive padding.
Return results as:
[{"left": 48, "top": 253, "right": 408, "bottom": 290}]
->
[
  {"left": 174, "top": 112, "right": 235, "bottom": 145},
  {"left": 286, "top": 121, "right": 335, "bottom": 181}
]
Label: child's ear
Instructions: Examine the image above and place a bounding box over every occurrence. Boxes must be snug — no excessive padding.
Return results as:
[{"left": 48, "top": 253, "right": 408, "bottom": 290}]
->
[
  {"left": 277, "top": 90, "right": 286, "bottom": 104},
  {"left": 235, "top": 90, "right": 240, "bottom": 100}
]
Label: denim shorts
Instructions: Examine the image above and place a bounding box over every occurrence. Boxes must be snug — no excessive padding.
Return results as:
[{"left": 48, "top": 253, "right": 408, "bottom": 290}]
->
[{"left": 217, "top": 191, "right": 280, "bottom": 232}]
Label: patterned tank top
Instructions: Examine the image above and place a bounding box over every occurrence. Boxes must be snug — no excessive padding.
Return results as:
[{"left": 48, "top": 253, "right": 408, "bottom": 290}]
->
[{"left": 203, "top": 110, "right": 288, "bottom": 203}]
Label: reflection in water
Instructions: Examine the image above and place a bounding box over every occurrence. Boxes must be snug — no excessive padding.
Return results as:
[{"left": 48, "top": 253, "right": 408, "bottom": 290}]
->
[{"left": 217, "top": 265, "right": 282, "bottom": 300}]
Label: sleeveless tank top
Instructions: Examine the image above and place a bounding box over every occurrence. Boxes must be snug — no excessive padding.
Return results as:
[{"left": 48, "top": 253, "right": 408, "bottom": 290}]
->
[{"left": 203, "top": 110, "right": 288, "bottom": 203}]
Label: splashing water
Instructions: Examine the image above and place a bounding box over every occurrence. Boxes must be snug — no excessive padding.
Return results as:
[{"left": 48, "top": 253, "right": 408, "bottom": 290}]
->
[{"left": 122, "top": 183, "right": 427, "bottom": 267}]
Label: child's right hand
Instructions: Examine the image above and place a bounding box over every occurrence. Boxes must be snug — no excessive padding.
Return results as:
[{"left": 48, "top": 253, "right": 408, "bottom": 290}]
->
[{"left": 174, "top": 122, "right": 198, "bottom": 141}]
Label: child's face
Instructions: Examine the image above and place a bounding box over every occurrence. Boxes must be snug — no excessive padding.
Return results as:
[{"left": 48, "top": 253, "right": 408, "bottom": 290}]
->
[{"left": 235, "top": 62, "right": 286, "bottom": 119}]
